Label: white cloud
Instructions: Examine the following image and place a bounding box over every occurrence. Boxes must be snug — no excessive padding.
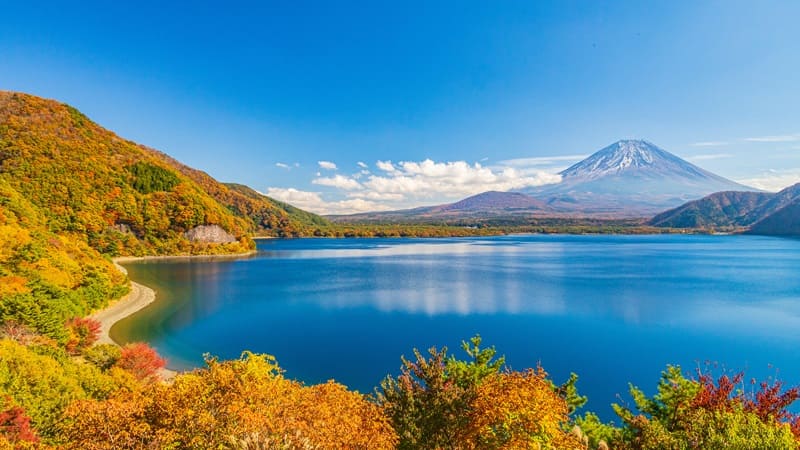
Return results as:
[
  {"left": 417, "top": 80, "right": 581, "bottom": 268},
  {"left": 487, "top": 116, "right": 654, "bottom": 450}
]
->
[
  {"left": 691, "top": 141, "right": 728, "bottom": 147},
  {"left": 265, "top": 187, "right": 389, "bottom": 215},
  {"left": 357, "top": 161, "right": 368, "bottom": 168},
  {"left": 360, "top": 159, "right": 561, "bottom": 200},
  {"left": 312, "top": 174, "right": 362, "bottom": 190},
  {"left": 686, "top": 153, "right": 734, "bottom": 162},
  {"left": 737, "top": 169, "right": 800, "bottom": 192},
  {"left": 376, "top": 160, "right": 397, "bottom": 172},
  {"left": 318, "top": 160, "right": 338, "bottom": 170},
  {"left": 744, "top": 134, "right": 800, "bottom": 143},
  {"left": 275, "top": 162, "right": 290, "bottom": 169}
]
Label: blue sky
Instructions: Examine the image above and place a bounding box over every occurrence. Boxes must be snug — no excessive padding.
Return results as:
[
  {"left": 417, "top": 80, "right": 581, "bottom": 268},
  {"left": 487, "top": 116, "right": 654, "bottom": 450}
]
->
[{"left": 2, "top": 1, "right": 799, "bottom": 213}]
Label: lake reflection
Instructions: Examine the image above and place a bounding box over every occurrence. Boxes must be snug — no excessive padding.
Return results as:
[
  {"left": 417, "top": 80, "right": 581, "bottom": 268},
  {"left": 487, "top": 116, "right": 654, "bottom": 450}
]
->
[{"left": 114, "top": 235, "right": 800, "bottom": 419}]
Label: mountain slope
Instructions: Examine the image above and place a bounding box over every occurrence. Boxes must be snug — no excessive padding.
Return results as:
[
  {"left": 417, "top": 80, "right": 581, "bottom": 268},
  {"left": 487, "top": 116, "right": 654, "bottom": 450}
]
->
[
  {"left": 223, "top": 183, "right": 331, "bottom": 234},
  {"left": 650, "top": 183, "right": 800, "bottom": 233},
  {"left": 649, "top": 191, "right": 772, "bottom": 228},
  {"left": 0, "top": 176, "right": 128, "bottom": 339},
  {"left": 522, "top": 140, "right": 753, "bottom": 216},
  {"left": 152, "top": 149, "right": 330, "bottom": 236},
  {"left": 739, "top": 183, "right": 800, "bottom": 225},
  {"left": 434, "top": 191, "right": 549, "bottom": 213},
  {"left": 0, "top": 91, "right": 328, "bottom": 253},
  {"left": 748, "top": 199, "right": 800, "bottom": 236}
]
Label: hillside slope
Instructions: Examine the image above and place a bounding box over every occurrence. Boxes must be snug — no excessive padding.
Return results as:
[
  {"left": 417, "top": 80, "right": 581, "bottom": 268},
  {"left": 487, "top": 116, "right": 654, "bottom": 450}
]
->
[
  {"left": 649, "top": 191, "right": 771, "bottom": 228},
  {"left": 650, "top": 183, "right": 800, "bottom": 234},
  {"left": 747, "top": 199, "right": 800, "bottom": 236},
  {"left": 0, "top": 177, "right": 128, "bottom": 339},
  {"left": 223, "top": 183, "right": 331, "bottom": 235},
  {"left": 0, "top": 91, "right": 326, "bottom": 253}
]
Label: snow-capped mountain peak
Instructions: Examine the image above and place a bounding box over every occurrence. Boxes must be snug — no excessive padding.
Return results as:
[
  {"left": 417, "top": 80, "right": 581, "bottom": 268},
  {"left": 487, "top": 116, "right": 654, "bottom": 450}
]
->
[
  {"left": 518, "top": 139, "right": 755, "bottom": 216},
  {"left": 560, "top": 140, "right": 688, "bottom": 179}
]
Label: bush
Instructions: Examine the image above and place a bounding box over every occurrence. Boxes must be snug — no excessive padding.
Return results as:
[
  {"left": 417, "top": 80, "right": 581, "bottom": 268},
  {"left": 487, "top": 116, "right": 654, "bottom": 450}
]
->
[
  {"left": 114, "top": 343, "right": 166, "bottom": 383},
  {"left": 64, "top": 317, "right": 101, "bottom": 355},
  {"left": 83, "top": 344, "right": 121, "bottom": 371}
]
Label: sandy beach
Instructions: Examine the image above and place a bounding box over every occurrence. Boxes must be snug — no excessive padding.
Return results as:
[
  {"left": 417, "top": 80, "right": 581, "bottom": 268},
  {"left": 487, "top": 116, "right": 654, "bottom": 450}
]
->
[{"left": 90, "top": 261, "right": 155, "bottom": 345}]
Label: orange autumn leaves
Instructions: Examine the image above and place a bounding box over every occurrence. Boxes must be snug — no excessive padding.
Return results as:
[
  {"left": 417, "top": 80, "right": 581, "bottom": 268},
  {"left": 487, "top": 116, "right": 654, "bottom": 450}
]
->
[
  {"left": 61, "top": 352, "right": 397, "bottom": 449},
  {"left": 469, "top": 369, "right": 584, "bottom": 449},
  {"left": 59, "top": 348, "right": 584, "bottom": 449}
]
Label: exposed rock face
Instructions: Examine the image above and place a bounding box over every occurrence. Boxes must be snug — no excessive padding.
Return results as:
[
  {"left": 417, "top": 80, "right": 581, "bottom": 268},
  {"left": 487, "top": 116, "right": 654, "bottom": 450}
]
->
[
  {"left": 184, "top": 225, "right": 236, "bottom": 243},
  {"left": 111, "top": 223, "right": 134, "bottom": 235}
]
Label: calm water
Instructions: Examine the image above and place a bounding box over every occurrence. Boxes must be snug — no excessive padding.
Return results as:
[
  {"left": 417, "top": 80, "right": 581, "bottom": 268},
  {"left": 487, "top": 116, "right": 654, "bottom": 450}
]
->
[{"left": 115, "top": 235, "right": 800, "bottom": 419}]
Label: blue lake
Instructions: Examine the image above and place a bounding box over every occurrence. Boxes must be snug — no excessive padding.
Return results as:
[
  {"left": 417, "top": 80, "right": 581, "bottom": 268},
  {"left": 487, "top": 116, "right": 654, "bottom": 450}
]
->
[{"left": 115, "top": 235, "right": 800, "bottom": 419}]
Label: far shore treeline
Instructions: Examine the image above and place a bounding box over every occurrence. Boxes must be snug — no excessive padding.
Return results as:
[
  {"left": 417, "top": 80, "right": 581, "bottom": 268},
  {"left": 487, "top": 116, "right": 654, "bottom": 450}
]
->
[{"left": 3, "top": 91, "right": 800, "bottom": 448}]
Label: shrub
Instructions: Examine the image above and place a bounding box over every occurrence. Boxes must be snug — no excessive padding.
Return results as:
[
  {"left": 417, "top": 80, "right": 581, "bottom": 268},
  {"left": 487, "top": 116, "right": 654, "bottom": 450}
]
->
[
  {"left": 64, "top": 317, "right": 101, "bottom": 354},
  {"left": 83, "top": 344, "right": 122, "bottom": 371},
  {"left": 606, "top": 365, "right": 800, "bottom": 449},
  {"left": 114, "top": 343, "right": 166, "bottom": 383}
]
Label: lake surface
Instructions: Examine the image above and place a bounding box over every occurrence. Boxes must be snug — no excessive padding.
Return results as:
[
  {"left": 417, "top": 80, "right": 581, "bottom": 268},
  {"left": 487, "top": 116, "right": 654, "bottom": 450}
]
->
[{"left": 115, "top": 235, "right": 800, "bottom": 419}]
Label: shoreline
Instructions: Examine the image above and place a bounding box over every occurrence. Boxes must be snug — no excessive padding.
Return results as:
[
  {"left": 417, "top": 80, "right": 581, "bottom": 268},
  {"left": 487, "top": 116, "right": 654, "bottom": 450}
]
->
[{"left": 90, "top": 250, "right": 258, "bottom": 379}]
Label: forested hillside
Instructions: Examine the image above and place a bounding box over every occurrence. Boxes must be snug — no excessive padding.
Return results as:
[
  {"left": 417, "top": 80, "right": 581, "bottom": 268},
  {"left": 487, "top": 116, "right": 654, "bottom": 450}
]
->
[
  {"left": 0, "top": 91, "right": 264, "bottom": 255},
  {"left": 0, "top": 177, "right": 127, "bottom": 340}
]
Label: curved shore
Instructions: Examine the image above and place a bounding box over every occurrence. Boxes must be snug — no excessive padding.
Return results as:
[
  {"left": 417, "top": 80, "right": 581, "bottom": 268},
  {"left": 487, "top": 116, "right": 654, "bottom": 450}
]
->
[
  {"left": 91, "top": 260, "right": 156, "bottom": 345},
  {"left": 90, "top": 250, "right": 257, "bottom": 379}
]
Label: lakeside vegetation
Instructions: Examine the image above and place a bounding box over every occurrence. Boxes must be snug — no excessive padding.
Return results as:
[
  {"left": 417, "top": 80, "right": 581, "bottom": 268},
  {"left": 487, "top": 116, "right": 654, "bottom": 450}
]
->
[{"left": 2, "top": 328, "right": 800, "bottom": 448}]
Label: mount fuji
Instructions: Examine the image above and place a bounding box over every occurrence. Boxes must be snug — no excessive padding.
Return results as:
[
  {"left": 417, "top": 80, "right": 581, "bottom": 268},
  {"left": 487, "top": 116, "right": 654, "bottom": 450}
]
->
[{"left": 519, "top": 140, "right": 753, "bottom": 216}]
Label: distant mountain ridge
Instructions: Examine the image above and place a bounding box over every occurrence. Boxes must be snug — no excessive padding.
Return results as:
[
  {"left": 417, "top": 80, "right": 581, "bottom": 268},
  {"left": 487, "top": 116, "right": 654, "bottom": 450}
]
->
[
  {"left": 651, "top": 183, "right": 800, "bottom": 235},
  {"left": 434, "top": 191, "right": 549, "bottom": 213},
  {"left": 520, "top": 140, "right": 753, "bottom": 216}
]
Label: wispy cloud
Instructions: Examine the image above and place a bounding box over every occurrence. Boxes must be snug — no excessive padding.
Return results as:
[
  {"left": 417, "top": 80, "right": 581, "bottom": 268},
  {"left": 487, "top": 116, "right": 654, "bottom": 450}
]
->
[
  {"left": 275, "top": 162, "right": 290, "bottom": 169},
  {"left": 691, "top": 141, "right": 728, "bottom": 147},
  {"left": 686, "top": 153, "right": 734, "bottom": 162},
  {"left": 357, "top": 161, "right": 368, "bottom": 169},
  {"left": 744, "top": 134, "right": 800, "bottom": 143},
  {"left": 498, "top": 155, "right": 587, "bottom": 168},
  {"left": 737, "top": 169, "right": 800, "bottom": 192},
  {"left": 318, "top": 160, "right": 338, "bottom": 170}
]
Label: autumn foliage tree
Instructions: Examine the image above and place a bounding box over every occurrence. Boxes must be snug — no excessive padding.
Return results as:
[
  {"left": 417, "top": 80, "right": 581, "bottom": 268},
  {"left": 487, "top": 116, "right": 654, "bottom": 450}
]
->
[
  {"left": 0, "top": 397, "right": 38, "bottom": 446},
  {"left": 602, "top": 365, "right": 800, "bottom": 449},
  {"left": 379, "top": 336, "right": 586, "bottom": 450},
  {"left": 467, "top": 369, "right": 586, "bottom": 449},
  {"left": 64, "top": 317, "right": 101, "bottom": 354},
  {"left": 114, "top": 342, "right": 166, "bottom": 383}
]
